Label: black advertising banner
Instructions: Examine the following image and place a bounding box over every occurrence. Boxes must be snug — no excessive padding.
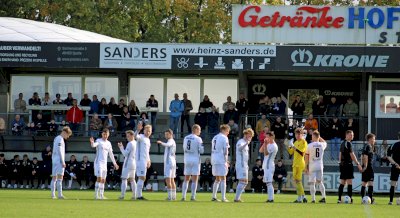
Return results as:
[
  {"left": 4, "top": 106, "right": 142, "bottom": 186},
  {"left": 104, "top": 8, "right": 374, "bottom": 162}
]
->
[
  {"left": 0, "top": 42, "right": 99, "bottom": 68},
  {"left": 275, "top": 46, "right": 400, "bottom": 73}
]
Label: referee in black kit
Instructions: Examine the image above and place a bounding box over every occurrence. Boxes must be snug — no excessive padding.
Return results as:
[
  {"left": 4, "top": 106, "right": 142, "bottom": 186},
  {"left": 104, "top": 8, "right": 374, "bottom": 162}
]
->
[{"left": 387, "top": 132, "right": 400, "bottom": 205}]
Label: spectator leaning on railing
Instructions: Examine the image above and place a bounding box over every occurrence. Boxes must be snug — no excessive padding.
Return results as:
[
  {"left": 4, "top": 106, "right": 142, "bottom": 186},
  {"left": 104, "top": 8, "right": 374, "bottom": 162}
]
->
[
  {"left": 11, "top": 114, "right": 25, "bottom": 135},
  {"left": 89, "top": 113, "right": 103, "bottom": 137},
  {"left": 53, "top": 93, "right": 64, "bottom": 123},
  {"left": 342, "top": 97, "right": 359, "bottom": 117},
  {"left": 223, "top": 96, "right": 235, "bottom": 112},
  {"left": 255, "top": 114, "right": 271, "bottom": 136},
  {"left": 89, "top": 95, "right": 100, "bottom": 114},
  {"left": 66, "top": 99, "right": 83, "bottom": 133}
]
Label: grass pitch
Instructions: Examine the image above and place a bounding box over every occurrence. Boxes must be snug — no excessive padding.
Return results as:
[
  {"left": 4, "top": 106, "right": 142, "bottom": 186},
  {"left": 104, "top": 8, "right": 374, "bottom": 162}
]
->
[{"left": 0, "top": 190, "right": 399, "bottom": 218}]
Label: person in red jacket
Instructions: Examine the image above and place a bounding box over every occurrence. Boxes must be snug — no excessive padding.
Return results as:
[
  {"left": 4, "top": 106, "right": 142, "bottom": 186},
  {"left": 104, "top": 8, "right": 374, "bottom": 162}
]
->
[{"left": 66, "top": 99, "right": 83, "bottom": 133}]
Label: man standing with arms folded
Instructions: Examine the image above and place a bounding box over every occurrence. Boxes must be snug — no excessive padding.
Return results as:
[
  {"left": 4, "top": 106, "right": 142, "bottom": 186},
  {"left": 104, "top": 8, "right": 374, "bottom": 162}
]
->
[
  {"left": 234, "top": 128, "right": 254, "bottom": 202},
  {"left": 181, "top": 124, "right": 204, "bottom": 201},
  {"left": 387, "top": 131, "right": 400, "bottom": 205},
  {"left": 50, "top": 126, "right": 72, "bottom": 199},
  {"left": 135, "top": 122, "right": 152, "bottom": 200},
  {"left": 118, "top": 130, "right": 137, "bottom": 200},
  {"left": 181, "top": 93, "right": 193, "bottom": 136},
  {"left": 211, "top": 124, "right": 231, "bottom": 202},
  {"left": 259, "top": 132, "right": 278, "bottom": 203}
]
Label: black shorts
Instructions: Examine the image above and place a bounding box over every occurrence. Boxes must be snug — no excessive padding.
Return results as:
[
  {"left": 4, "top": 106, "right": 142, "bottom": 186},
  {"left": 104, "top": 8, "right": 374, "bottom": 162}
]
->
[
  {"left": 340, "top": 163, "right": 354, "bottom": 180},
  {"left": 390, "top": 166, "right": 400, "bottom": 181},
  {"left": 361, "top": 167, "right": 374, "bottom": 182}
]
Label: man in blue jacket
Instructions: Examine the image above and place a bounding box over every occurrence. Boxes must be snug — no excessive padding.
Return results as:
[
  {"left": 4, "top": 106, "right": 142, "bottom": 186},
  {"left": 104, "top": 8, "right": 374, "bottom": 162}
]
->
[{"left": 169, "top": 93, "right": 184, "bottom": 135}]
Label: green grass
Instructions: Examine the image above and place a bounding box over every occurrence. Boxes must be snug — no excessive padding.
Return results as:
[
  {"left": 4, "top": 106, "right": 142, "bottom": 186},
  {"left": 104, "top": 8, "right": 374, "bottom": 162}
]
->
[{"left": 0, "top": 190, "right": 399, "bottom": 217}]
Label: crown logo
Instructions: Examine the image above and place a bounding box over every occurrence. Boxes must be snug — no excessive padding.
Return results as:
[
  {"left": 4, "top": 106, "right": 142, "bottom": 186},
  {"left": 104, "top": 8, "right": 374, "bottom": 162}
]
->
[{"left": 291, "top": 49, "right": 313, "bottom": 66}]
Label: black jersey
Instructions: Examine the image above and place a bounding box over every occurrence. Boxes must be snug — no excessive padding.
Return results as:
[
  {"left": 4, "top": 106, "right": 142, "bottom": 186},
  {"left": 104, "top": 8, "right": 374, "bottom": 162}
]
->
[
  {"left": 362, "top": 144, "right": 374, "bottom": 168},
  {"left": 340, "top": 140, "right": 353, "bottom": 164},
  {"left": 387, "top": 141, "right": 400, "bottom": 165}
]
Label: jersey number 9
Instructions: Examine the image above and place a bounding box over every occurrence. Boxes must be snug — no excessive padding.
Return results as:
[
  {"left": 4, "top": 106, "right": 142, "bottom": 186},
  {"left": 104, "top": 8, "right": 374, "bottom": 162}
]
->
[{"left": 186, "top": 140, "right": 191, "bottom": 150}]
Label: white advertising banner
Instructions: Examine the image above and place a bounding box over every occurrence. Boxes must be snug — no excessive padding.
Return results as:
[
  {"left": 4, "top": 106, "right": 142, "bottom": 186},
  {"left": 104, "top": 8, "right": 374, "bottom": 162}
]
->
[
  {"left": 99, "top": 43, "right": 276, "bottom": 69},
  {"left": 232, "top": 5, "right": 400, "bottom": 44}
]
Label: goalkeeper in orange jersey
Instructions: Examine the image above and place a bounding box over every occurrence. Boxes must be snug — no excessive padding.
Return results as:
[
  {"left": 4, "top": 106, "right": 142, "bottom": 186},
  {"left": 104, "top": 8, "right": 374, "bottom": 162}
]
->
[{"left": 287, "top": 128, "right": 308, "bottom": 203}]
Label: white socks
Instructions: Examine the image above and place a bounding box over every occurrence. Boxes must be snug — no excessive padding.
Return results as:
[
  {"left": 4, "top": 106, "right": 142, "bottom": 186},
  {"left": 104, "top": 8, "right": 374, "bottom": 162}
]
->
[
  {"left": 267, "top": 182, "right": 274, "bottom": 201},
  {"left": 172, "top": 188, "right": 176, "bottom": 200},
  {"left": 220, "top": 180, "right": 227, "bottom": 200},
  {"left": 137, "top": 179, "right": 144, "bottom": 198},
  {"left": 310, "top": 183, "right": 316, "bottom": 201},
  {"left": 99, "top": 183, "right": 105, "bottom": 198},
  {"left": 167, "top": 189, "right": 172, "bottom": 200},
  {"left": 56, "top": 179, "right": 63, "bottom": 197},
  {"left": 130, "top": 180, "right": 137, "bottom": 199},
  {"left": 191, "top": 181, "right": 198, "bottom": 199},
  {"left": 51, "top": 179, "right": 56, "bottom": 197},
  {"left": 235, "top": 182, "right": 244, "bottom": 200},
  {"left": 95, "top": 182, "right": 99, "bottom": 199},
  {"left": 212, "top": 181, "right": 220, "bottom": 199},
  {"left": 182, "top": 180, "right": 189, "bottom": 199},
  {"left": 319, "top": 182, "right": 326, "bottom": 198},
  {"left": 121, "top": 179, "right": 127, "bottom": 198},
  {"left": 68, "top": 179, "right": 73, "bottom": 188}
]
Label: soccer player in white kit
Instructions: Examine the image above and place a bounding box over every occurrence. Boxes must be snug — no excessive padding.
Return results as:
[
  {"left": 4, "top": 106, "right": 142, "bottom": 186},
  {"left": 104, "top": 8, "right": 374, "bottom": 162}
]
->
[
  {"left": 305, "top": 130, "right": 327, "bottom": 203},
  {"left": 51, "top": 126, "right": 72, "bottom": 199},
  {"left": 181, "top": 124, "right": 204, "bottom": 201},
  {"left": 135, "top": 122, "right": 152, "bottom": 200},
  {"left": 234, "top": 128, "right": 254, "bottom": 202},
  {"left": 211, "top": 124, "right": 231, "bottom": 202},
  {"left": 90, "top": 128, "right": 119, "bottom": 200},
  {"left": 259, "top": 132, "right": 278, "bottom": 203},
  {"left": 118, "top": 130, "right": 137, "bottom": 200},
  {"left": 157, "top": 129, "right": 177, "bottom": 201}
]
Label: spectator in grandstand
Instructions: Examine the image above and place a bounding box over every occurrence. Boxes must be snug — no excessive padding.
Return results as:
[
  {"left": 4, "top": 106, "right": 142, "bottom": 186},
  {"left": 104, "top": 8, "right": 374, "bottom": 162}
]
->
[
  {"left": 255, "top": 114, "right": 271, "bottom": 136},
  {"left": 328, "top": 116, "right": 343, "bottom": 160},
  {"left": 31, "top": 157, "right": 41, "bottom": 189},
  {"left": 208, "top": 106, "right": 220, "bottom": 139},
  {"left": 80, "top": 94, "right": 91, "bottom": 107},
  {"left": 304, "top": 113, "right": 318, "bottom": 132},
  {"left": 25, "top": 122, "right": 35, "bottom": 135},
  {"left": 128, "top": 100, "right": 140, "bottom": 119},
  {"left": 21, "top": 154, "right": 32, "bottom": 188},
  {"left": 0, "top": 117, "right": 5, "bottom": 135},
  {"left": 78, "top": 156, "right": 93, "bottom": 190},
  {"left": 258, "top": 96, "right": 271, "bottom": 115},
  {"left": 89, "top": 95, "right": 100, "bottom": 114},
  {"left": 29, "top": 92, "right": 41, "bottom": 119},
  {"left": 312, "top": 95, "right": 326, "bottom": 116},
  {"left": 103, "top": 113, "right": 118, "bottom": 135},
  {"left": 342, "top": 97, "right": 359, "bottom": 117},
  {"left": 169, "top": 93, "right": 184, "bottom": 135},
  {"left": 98, "top": 98, "right": 109, "bottom": 121},
  {"left": 227, "top": 161, "right": 237, "bottom": 193},
  {"left": 181, "top": 93, "right": 193, "bottom": 135},
  {"left": 199, "top": 158, "right": 213, "bottom": 191},
  {"left": 271, "top": 116, "right": 286, "bottom": 160},
  {"left": 138, "top": 112, "right": 150, "bottom": 126},
  {"left": 325, "top": 96, "right": 342, "bottom": 117},
  {"left": 223, "top": 104, "right": 239, "bottom": 124},
  {"left": 146, "top": 94, "right": 159, "bottom": 133},
  {"left": 223, "top": 96, "right": 235, "bottom": 112},
  {"left": 48, "top": 119, "right": 58, "bottom": 136},
  {"left": 259, "top": 126, "right": 270, "bottom": 146},
  {"left": 58, "top": 120, "right": 68, "bottom": 131},
  {"left": 343, "top": 117, "right": 358, "bottom": 140},
  {"left": 228, "top": 119, "right": 239, "bottom": 137},
  {"left": 386, "top": 97, "right": 397, "bottom": 113},
  {"left": 53, "top": 93, "right": 64, "bottom": 123},
  {"left": 34, "top": 113, "right": 47, "bottom": 136},
  {"left": 287, "top": 121, "right": 298, "bottom": 141},
  {"left": 175, "top": 165, "right": 183, "bottom": 191},
  {"left": 378, "top": 140, "right": 390, "bottom": 167},
  {"left": 273, "top": 160, "right": 287, "bottom": 194},
  {"left": 0, "top": 153, "right": 7, "bottom": 188},
  {"left": 11, "top": 114, "right": 25, "bottom": 135},
  {"left": 121, "top": 111, "right": 135, "bottom": 131},
  {"left": 305, "top": 128, "right": 314, "bottom": 143},
  {"left": 194, "top": 108, "right": 208, "bottom": 139},
  {"left": 8, "top": 155, "right": 21, "bottom": 188},
  {"left": 107, "top": 157, "right": 121, "bottom": 189},
  {"left": 118, "top": 98, "right": 127, "bottom": 115},
  {"left": 251, "top": 158, "right": 264, "bottom": 193},
  {"left": 276, "top": 95, "right": 287, "bottom": 116},
  {"left": 14, "top": 93, "right": 27, "bottom": 114},
  {"left": 291, "top": 95, "right": 305, "bottom": 125},
  {"left": 66, "top": 99, "right": 84, "bottom": 133},
  {"left": 64, "top": 93, "right": 74, "bottom": 106},
  {"left": 271, "top": 97, "right": 280, "bottom": 115},
  {"left": 40, "top": 145, "right": 52, "bottom": 189},
  {"left": 108, "top": 97, "right": 119, "bottom": 115},
  {"left": 41, "top": 92, "right": 52, "bottom": 122},
  {"left": 66, "top": 155, "right": 79, "bottom": 189},
  {"left": 199, "top": 95, "right": 213, "bottom": 112},
  {"left": 236, "top": 93, "right": 249, "bottom": 115}
]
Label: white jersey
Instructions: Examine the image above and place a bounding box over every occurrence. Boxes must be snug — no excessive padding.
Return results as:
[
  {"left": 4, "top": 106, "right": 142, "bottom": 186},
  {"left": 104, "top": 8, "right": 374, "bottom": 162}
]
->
[
  {"left": 52, "top": 135, "right": 65, "bottom": 165},
  {"left": 136, "top": 133, "right": 151, "bottom": 164},
  {"left": 119, "top": 140, "right": 137, "bottom": 170},
  {"left": 92, "top": 138, "right": 117, "bottom": 168},
  {"left": 183, "top": 134, "right": 204, "bottom": 164},
  {"left": 263, "top": 142, "right": 278, "bottom": 170},
  {"left": 160, "top": 139, "right": 176, "bottom": 166},
  {"left": 306, "top": 141, "right": 327, "bottom": 171},
  {"left": 211, "top": 133, "right": 230, "bottom": 165},
  {"left": 235, "top": 138, "right": 249, "bottom": 169}
]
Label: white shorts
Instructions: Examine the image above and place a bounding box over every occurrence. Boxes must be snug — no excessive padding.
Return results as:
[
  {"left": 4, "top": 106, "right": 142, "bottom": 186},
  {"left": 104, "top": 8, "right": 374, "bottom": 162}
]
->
[
  {"left": 136, "top": 162, "right": 147, "bottom": 177},
  {"left": 309, "top": 170, "right": 323, "bottom": 183},
  {"left": 52, "top": 163, "right": 64, "bottom": 176},
  {"left": 263, "top": 168, "right": 275, "bottom": 183},
  {"left": 94, "top": 165, "right": 107, "bottom": 178},
  {"left": 212, "top": 164, "right": 228, "bottom": 177},
  {"left": 184, "top": 161, "right": 200, "bottom": 176},
  {"left": 164, "top": 164, "right": 176, "bottom": 178},
  {"left": 236, "top": 166, "right": 249, "bottom": 180},
  {"left": 121, "top": 168, "right": 136, "bottom": 180}
]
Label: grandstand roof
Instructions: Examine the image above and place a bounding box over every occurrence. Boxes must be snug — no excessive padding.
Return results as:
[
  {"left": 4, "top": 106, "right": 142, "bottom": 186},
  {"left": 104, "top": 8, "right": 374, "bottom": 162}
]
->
[{"left": 0, "top": 17, "right": 128, "bottom": 43}]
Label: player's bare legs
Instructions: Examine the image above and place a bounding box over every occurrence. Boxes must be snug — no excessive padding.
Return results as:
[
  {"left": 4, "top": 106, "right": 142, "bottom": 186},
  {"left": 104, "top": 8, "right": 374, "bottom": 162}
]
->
[{"left": 234, "top": 178, "right": 248, "bottom": 202}]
